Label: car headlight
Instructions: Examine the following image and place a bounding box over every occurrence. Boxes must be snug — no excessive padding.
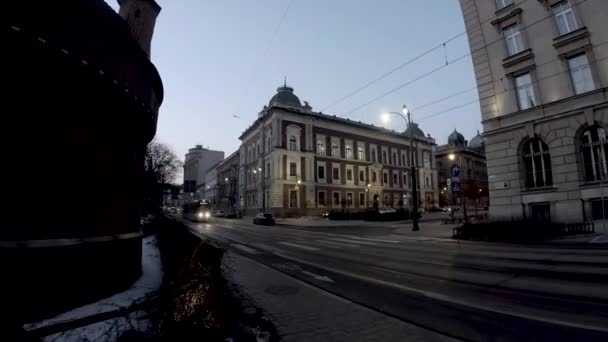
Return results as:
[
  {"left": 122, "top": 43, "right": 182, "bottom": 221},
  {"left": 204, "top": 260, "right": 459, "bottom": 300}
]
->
[
  {"left": 197, "top": 212, "right": 203, "bottom": 218},
  {"left": 205, "top": 212, "right": 210, "bottom": 218}
]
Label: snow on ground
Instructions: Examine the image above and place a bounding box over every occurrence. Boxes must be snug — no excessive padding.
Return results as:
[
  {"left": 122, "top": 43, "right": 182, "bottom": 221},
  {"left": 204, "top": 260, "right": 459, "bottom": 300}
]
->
[{"left": 23, "top": 235, "right": 163, "bottom": 341}]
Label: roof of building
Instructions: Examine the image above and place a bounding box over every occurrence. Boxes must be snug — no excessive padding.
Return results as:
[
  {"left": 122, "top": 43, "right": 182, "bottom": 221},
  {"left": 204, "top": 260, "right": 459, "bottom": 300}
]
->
[
  {"left": 242, "top": 84, "right": 436, "bottom": 144},
  {"left": 404, "top": 122, "right": 426, "bottom": 138},
  {"left": 469, "top": 130, "right": 484, "bottom": 149},
  {"left": 448, "top": 129, "right": 466, "bottom": 147}
]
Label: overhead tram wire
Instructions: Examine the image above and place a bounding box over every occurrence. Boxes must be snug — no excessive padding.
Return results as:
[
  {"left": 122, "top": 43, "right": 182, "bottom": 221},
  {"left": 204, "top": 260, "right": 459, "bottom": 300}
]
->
[
  {"left": 342, "top": 0, "right": 594, "bottom": 115},
  {"left": 417, "top": 39, "right": 608, "bottom": 122},
  {"left": 319, "top": 0, "right": 536, "bottom": 112}
]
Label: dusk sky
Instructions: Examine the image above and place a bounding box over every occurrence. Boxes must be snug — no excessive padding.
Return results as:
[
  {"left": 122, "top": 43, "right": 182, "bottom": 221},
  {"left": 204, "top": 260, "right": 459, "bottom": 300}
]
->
[{"left": 109, "top": 0, "right": 482, "bottom": 164}]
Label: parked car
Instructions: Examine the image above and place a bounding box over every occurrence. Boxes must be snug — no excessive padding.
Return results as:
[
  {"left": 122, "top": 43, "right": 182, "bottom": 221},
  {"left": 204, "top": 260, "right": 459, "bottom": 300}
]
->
[
  {"left": 428, "top": 206, "right": 444, "bottom": 213},
  {"left": 214, "top": 210, "right": 226, "bottom": 217},
  {"left": 253, "top": 213, "right": 275, "bottom": 225}
]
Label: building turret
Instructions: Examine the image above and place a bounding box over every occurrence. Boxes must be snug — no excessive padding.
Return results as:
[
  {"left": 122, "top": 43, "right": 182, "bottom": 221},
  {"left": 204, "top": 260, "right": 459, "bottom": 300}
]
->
[{"left": 118, "top": 0, "right": 161, "bottom": 57}]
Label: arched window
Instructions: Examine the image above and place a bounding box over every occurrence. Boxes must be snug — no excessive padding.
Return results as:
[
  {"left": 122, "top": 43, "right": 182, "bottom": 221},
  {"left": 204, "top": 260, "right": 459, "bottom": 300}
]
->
[
  {"left": 523, "top": 138, "right": 553, "bottom": 188},
  {"left": 289, "top": 136, "right": 297, "bottom": 151},
  {"left": 580, "top": 125, "right": 608, "bottom": 182}
]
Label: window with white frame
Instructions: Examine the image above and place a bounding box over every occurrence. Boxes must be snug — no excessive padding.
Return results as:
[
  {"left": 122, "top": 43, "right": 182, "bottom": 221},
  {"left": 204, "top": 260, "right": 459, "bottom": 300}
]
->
[
  {"left": 496, "top": 0, "right": 512, "bottom": 10},
  {"left": 504, "top": 25, "right": 525, "bottom": 56},
  {"left": 332, "top": 167, "right": 340, "bottom": 180},
  {"left": 289, "top": 162, "right": 297, "bottom": 177},
  {"left": 346, "top": 168, "right": 353, "bottom": 181},
  {"left": 289, "top": 136, "right": 297, "bottom": 151},
  {"left": 568, "top": 54, "right": 595, "bottom": 95},
  {"left": 332, "top": 144, "right": 339, "bottom": 157},
  {"left": 371, "top": 148, "right": 377, "bottom": 162},
  {"left": 580, "top": 125, "right": 608, "bottom": 182},
  {"left": 317, "top": 142, "right": 325, "bottom": 155},
  {"left": 515, "top": 73, "right": 537, "bottom": 110},
  {"left": 358, "top": 147, "right": 364, "bottom": 160},
  {"left": 345, "top": 145, "right": 353, "bottom": 159},
  {"left": 553, "top": 0, "right": 578, "bottom": 35}
]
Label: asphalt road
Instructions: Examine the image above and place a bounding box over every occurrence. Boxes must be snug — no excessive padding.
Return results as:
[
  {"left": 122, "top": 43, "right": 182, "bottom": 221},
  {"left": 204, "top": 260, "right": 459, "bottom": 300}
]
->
[{"left": 180, "top": 217, "right": 608, "bottom": 341}]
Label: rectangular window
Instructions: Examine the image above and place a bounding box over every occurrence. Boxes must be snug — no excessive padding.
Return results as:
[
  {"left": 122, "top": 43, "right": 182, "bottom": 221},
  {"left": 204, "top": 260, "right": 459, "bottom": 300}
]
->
[
  {"left": 333, "top": 192, "right": 340, "bottom": 206},
  {"left": 392, "top": 153, "right": 397, "bottom": 165},
  {"left": 372, "top": 171, "right": 377, "bottom": 183},
  {"left": 359, "top": 170, "right": 365, "bottom": 182},
  {"left": 591, "top": 199, "right": 608, "bottom": 220},
  {"left": 359, "top": 193, "right": 365, "bottom": 207},
  {"left": 289, "top": 162, "right": 297, "bottom": 177},
  {"left": 347, "top": 169, "right": 353, "bottom": 181},
  {"left": 358, "top": 147, "right": 364, "bottom": 160},
  {"left": 382, "top": 151, "right": 387, "bottom": 164},
  {"left": 383, "top": 173, "right": 388, "bottom": 184},
  {"left": 317, "top": 143, "right": 325, "bottom": 155},
  {"left": 318, "top": 191, "right": 326, "bottom": 207},
  {"left": 393, "top": 173, "right": 398, "bottom": 185},
  {"left": 318, "top": 165, "right": 325, "bottom": 179},
  {"left": 496, "top": 0, "right": 513, "bottom": 10},
  {"left": 289, "top": 190, "right": 298, "bottom": 208},
  {"left": 568, "top": 54, "right": 595, "bottom": 95},
  {"left": 332, "top": 144, "right": 339, "bottom": 157},
  {"left": 346, "top": 146, "right": 353, "bottom": 159},
  {"left": 504, "top": 25, "right": 525, "bottom": 56},
  {"left": 423, "top": 152, "right": 431, "bottom": 169},
  {"left": 553, "top": 0, "right": 578, "bottom": 35},
  {"left": 371, "top": 149, "right": 376, "bottom": 162},
  {"left": 515, "top": 73, "right": 536, "bottom": 110},
  {"left": 289, "top": 137, "right": 297, "bottom": 151},
  {"left": 346, "top": 193, "right": 353, "bottom": 207},
  {"left": 333, "top": 167, "right": 340, "bottom": 180},
  {"left": 403, "top": 173, "right": 408, "bottom": 187}
]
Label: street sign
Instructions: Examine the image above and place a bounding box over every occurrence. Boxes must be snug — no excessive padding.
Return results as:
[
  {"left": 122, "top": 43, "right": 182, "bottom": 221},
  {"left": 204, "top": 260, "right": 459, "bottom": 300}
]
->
[
  {"left": 450, "top": 164, "right": 460, "bottom": 177},
  {"left": 451, "top": 181, "right": 461, "bottom": 193}
]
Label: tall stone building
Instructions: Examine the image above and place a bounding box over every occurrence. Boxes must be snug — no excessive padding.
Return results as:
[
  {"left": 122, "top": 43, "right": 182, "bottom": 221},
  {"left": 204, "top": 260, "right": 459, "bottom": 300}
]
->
[
  {"left": 183, "top": 145, "right": 224, "bottom": 194},
  {"left": 459, "top": 0, "right": 608, "bottom": 222},
  {"left": 435, "top": 130, "right": 489, "bottom": 209},
  {"left": 238, "top": 84, "right": 438, "bottom": 217}
]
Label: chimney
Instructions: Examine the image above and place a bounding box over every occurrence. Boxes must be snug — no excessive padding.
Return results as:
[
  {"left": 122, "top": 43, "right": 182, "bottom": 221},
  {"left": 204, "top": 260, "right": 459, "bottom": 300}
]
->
[{"left": 117, "top": 0, "right": 161, "bottom": 58}]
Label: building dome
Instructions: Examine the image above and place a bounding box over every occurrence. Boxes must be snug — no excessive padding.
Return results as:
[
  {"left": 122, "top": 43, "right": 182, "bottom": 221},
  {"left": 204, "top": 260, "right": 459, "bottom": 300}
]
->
[
  {"left": 268, "top": 84, "right": 302, "bottom": 108},
  {"left": 404, "top": 122, "right": 425, "bottom": 138},
  {"left": 448, "top": 129, "right": 466, "bottom": 147},
  {"left": 469, "top": 130, "right": 484, "bottom": 149}
]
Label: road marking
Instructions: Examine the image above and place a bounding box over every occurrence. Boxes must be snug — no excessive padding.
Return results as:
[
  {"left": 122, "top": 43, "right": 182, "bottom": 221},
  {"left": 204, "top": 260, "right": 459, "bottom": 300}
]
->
[
  {"left": 272, "top": 252, "right": 608, "bottom": 334},
  {"left": 301, "top": 270, "right": 334, "bottom": 283},
  {"left": 350, "top": 236, "right": 400, "bottom": 243},
  {"left": 327, "top": 237, "right": 379, "bottom": 246},
  {"left": 251, "top": 242, "right": 287, "bottom": 254},
  {"left": 315, "top": 240, "right": 360, "bottom": 248},
  {"left": 279, "top": 241, "right": 320, "bottom": 251},
  {"left": 591, "top": 235, "right": 608, "bottom": 243},
  {"left": 232, "top": 244, "right": 259, "bottom": 254}
]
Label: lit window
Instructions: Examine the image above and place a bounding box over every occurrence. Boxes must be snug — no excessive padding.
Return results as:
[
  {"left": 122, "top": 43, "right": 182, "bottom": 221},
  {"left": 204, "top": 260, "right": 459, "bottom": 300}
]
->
[
  {"left": 504, "top": 25, "right": 525, "bottom": 56},
  {"left": 553, "top": 0, "right": 578, "bottom": 35},
  {"left": 346, "top": 146, "right": 353, "bottom": 159},
  {"left": 515, "top": 73, "right": 537, "bottom": 110},
  {"left": 317, "top": 143, "right": 325, "bottom": 155},
  {"left": 568, "top": 54, "right": 595, "bottom": 95}
]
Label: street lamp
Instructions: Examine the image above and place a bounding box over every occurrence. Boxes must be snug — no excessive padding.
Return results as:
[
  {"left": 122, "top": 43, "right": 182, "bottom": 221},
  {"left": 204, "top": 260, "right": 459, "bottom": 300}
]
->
[
  {"left": 382, "top": 105, "right": 419, "bottom": 231},
  {"left": 448, "top": 151, "right": 467, "bottom": 220}
]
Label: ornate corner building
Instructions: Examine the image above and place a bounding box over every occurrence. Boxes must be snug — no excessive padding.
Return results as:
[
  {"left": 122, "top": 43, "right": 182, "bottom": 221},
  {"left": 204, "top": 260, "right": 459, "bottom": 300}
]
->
[
  {"left": 238, "top": 84, "right": 439, "bottom": 216},
  {"left": 459, "top": 0, "right": 608, "bottom": 223}
]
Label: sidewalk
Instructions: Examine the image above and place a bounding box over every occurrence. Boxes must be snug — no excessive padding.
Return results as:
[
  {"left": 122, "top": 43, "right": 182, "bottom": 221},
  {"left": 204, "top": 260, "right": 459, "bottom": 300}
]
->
[{"left": 223, "top": 251, "right": 456, "bottom": 342}]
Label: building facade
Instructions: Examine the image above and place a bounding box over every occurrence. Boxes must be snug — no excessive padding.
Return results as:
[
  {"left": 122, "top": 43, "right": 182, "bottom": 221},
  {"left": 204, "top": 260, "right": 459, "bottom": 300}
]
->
[
  {"left": 202, "top": 163, "right": 219, "bottom": 204},
  {"left": 238, "top": 84, "right": 439, "bottom": 217},
  {"left": 216, "top": 151, "right": 241, "bottom": 216},
  {"left": 459, "top": 0, "right": 608, "bottom": 223},
  {"left": 435, "top": 130, "right": 489, "bottom": 209},
  {"left": 183, "top": 145, "right": 224, "bottom": 194}
]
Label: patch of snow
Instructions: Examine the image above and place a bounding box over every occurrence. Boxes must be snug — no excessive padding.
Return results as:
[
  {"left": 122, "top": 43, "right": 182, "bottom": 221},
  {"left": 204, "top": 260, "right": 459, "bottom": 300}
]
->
[{"left": 23, "top": 235, "right": 163, "bottom": 340}]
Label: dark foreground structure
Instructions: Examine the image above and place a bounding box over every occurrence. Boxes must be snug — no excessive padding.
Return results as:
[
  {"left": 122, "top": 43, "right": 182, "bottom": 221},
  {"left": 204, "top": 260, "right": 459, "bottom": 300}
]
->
[{"left": 2, "top": 0, "right": 163, "bottom": 324}]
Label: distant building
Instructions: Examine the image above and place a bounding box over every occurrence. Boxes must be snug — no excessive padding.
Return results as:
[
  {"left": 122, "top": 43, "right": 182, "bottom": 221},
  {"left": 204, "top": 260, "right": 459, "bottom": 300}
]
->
[
  {"left": 183, "top": 145, "right": 224, "bottom": 194},
  {"left": 216, "top": 151, "right": 241, "bottom": 216},
  {"left": 435, "top": 130, "right": 488, "bottom": 209},
  {"left": 459, "top": 0, "right": 608, "bottom": 223},
  {"left": 202, "top": 163, "right": 219, "bottom": 204},
  {"left": 238, "top": 84, "right": 438, "bottom": 217}
]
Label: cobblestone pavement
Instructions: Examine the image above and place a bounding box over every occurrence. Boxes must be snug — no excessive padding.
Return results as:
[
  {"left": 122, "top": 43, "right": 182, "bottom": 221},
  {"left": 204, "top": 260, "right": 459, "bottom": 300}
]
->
[{"left": 223, "top": 251, "right": 457, "bottom": 342}]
